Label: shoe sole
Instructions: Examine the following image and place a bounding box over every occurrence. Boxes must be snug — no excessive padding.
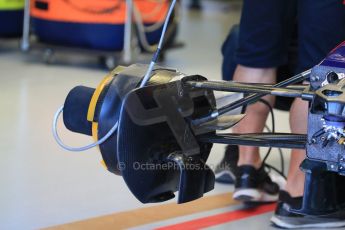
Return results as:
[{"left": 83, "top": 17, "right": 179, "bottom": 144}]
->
[
  {"left": 271, "top": 215, "right": 345, "bottom": 229},
  {"left": 233, "top": 188, "right": 278, "bottom": 202},
  {"left": 215, "top": 170, "right": 235, "bottom": 184}
]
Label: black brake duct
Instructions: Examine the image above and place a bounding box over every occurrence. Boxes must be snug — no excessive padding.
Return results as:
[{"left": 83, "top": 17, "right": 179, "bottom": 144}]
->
[{"left": 62, "top": 64, "right": 217, "bottom": 203}]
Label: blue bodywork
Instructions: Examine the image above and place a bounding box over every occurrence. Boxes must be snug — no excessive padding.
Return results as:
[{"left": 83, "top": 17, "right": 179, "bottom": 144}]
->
[{"left": 320, "top": 41, "right": 345, "bottom": 68}]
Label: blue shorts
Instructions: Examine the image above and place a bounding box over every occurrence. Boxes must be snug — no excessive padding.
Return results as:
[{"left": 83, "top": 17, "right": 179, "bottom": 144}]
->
[{"left": 235, "top": 0, "right": 345, "bottom": 73}]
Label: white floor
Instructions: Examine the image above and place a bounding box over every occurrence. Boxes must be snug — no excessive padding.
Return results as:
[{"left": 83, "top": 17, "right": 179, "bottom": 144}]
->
[{"left": 0, "top": 1, "right": 293, "bottom": 229}]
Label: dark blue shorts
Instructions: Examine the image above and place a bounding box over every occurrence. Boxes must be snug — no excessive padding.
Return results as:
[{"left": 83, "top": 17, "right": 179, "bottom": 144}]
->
[{"left": 235, "top": 0, "right": 345, "bottom": 73}]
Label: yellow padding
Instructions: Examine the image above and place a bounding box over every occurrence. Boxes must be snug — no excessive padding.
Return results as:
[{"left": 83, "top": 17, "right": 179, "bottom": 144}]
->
[
  {"left": 87, "top": 75, "right": 113, "bottom": 122},
  {"left": 0, "top": 0, "right": 25, "bottom": 10},
  {"left": 91, "top": 123, "right": 108, "bottom": 170},
  {"left": 100, "top": 160, "right": 108, "bottom": 170},
  {"left": 91, "top": 122, "right": 99, "bottom": 141}
]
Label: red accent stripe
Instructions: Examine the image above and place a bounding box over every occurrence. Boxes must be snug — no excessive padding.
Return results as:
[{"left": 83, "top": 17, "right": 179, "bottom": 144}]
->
[
  {"left": 155, "top": 203, "right": 276, "bottom": 230},
  {"left": 328, "top": 41, "right": 345, "bottom": 54}
]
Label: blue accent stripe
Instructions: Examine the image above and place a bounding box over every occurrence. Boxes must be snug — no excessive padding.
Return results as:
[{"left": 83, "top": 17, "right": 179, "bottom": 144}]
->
[{"left": 32, "top": 18, "right": 162, "bottom": 51}]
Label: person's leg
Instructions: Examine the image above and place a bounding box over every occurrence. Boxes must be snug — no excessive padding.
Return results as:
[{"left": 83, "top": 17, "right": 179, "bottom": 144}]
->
[
  {"left": 285, "top": 98, "right": 308, "bottom": 197},
  {"left": 233, "top": 0, "right": 294, "bottom": 169},
  {"left": 283, "top": 0, "right": 345, "bottom": 198},
  {"left": 231, "top": 65, "right": 281, "bottom": 202},
  {"left": 271, "top": 1, "right": 345, "bottom": 228},
  {"left": 229, "top": 0, "right": 294, "bottom": 202},
  {"left": 284, "top": 0, "right": 345, "bottom": 199},
  {"left": 232, "top": 65, "right": 276, "bottom": 169}
]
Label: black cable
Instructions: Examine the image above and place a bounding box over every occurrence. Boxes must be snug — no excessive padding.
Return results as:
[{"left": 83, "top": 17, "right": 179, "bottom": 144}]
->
[
  {"left": 276, "top": 147, "right": 285, "bottom": 177},
  {"left": 265, "top": 163, "right": 287, "bottom": 180},
  {"left": 259, "top": 99, "right": 274, "bottom": 163},
  {"left": 258, "top": 99, "right": 286, "bottom": 179}
]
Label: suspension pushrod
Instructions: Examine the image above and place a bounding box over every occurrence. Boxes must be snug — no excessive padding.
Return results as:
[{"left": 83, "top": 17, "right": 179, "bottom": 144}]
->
[
  {"left": 241, "top": 83, "right": 308, "bottom": 90},
  {"left": 192, "top": 69, "right": 311, "bottom": 126},
  {"left": 186, "top": 81, "right": 306, "bottom": 98},
  {"left": 198, "top": 133, "right": 307, "bottom": 149}
]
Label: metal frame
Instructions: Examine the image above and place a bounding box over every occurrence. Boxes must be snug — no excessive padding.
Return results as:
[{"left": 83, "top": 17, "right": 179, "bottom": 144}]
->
[
  {"left": 20, "top": 0, "right": 30, "bottom": 51},
  {"left": 123, "top": 0, "right": 133, "bottom": 64}
]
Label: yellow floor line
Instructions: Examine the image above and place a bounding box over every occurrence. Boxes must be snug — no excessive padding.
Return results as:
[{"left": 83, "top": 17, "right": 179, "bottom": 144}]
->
[{"left": 45, "top": 192, "right": 238, "bottom": 230}]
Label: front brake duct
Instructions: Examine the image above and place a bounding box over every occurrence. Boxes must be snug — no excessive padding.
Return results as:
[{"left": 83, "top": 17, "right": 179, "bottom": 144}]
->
[{"left": 61, "top": 64, "right": 231, "bottom": 203}]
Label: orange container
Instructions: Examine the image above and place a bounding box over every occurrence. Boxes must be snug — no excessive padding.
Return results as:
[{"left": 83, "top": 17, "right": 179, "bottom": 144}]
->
[{"left": 30, "top": 0, "right": 169, "bottom": 50}]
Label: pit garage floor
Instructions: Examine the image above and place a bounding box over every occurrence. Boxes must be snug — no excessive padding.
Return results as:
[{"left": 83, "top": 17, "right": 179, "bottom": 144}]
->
[{"left": 0, "top": 1, "right": 333, "bottom": 229}]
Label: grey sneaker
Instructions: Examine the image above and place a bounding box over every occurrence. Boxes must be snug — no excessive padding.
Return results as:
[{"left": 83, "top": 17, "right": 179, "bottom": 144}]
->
[
  {"left": 214, "top": 145, "right": 238, "bottom": 184},
  {"left": 233, "top": 165, "right": 280, "bottom": 202},
  {"left": 271, "top": 191, "right": 345, "bottom": 229}
]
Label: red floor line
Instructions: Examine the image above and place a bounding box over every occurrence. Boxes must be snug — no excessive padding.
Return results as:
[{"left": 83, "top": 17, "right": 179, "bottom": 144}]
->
[{"left": 155, "top": 203, "right": 277, "bottom": 230}]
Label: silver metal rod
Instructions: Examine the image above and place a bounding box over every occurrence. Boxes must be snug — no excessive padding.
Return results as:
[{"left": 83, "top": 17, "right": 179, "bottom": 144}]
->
[
  {"left": 187, "top": 80, "right": 305, "bottom": 96},
  {"left": 123, "top": 0, "right": 133, "bottom": 64},
  {"left": 192, "top": 69, "right": 312, "bottom": 126},
  {"left": 21, "top": 0, "right": 31, "bottom": 51}
]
